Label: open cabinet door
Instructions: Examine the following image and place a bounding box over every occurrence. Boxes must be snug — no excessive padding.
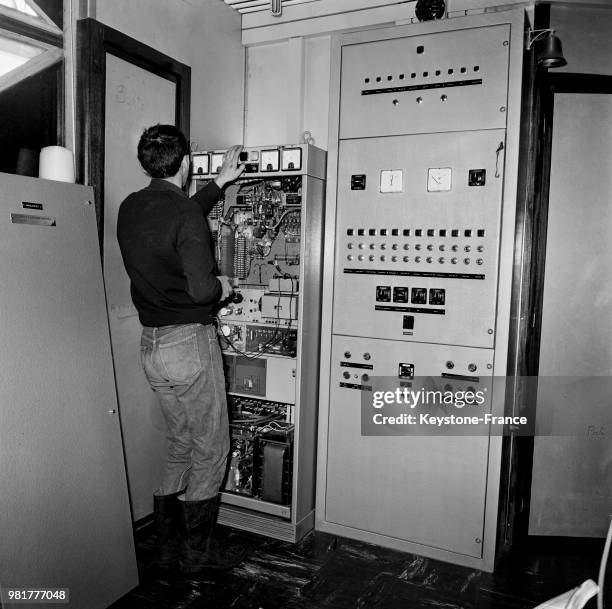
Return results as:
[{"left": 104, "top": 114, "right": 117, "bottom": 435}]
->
[{"left": 0, "top": 174, "right": 138, "bottom": 608}]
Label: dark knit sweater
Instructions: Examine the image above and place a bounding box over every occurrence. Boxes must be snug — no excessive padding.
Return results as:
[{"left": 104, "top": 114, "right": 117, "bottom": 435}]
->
[{"left": 117, "top": 178, "right": 222, "bottom": 327}]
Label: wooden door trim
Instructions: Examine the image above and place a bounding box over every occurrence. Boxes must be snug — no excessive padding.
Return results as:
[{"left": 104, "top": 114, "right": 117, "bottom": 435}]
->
[{"left": 75, "top": 18, "right": 191, "bottom": 254}]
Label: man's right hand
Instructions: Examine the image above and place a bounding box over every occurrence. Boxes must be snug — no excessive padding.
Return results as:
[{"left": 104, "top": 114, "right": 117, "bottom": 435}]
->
[{"left": 217, "top": 275, "right": 233, "bottom": 302}]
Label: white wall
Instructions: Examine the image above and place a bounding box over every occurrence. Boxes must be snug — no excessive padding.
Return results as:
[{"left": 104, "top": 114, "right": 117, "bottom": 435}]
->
[
  {"left": 551, "top": 4, "right": 612, "bottom": 76},
  {"left": 95, "top": 0, "right": 244, "bottom": 148}
]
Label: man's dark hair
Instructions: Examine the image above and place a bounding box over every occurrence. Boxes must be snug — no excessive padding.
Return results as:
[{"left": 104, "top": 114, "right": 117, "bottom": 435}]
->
[{"left": 137, "top": 124, "right": 189, "bottom": 178}]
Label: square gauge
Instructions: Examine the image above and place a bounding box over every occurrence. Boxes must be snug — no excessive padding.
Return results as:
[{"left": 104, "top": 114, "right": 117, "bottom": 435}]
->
[
  {"left": 380, "top": 169, "right": 403, "bottom": 193},
  {"left": 427, "top": 167, "right": 452, "bottom": 192},
  {"left": 281, "top": 147, "right": 302, "bottom": 171},
  {"left": 211, "top": 152, "right": 225, "bottom": 174},
  {"left": 191, "top": 153, "right": 209, "bottom": 176},
  {"left": 261, "top": 149, "right": 280, "bottom": 172}
]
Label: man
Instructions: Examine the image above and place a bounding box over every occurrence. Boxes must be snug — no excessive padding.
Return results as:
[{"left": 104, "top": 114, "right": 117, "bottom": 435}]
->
[{"left": 117, "top": 124, "right": 244, "bottom": 573}]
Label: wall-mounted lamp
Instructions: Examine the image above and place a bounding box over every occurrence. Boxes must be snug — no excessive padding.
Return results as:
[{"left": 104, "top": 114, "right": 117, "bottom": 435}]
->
[
  {"left": 526, "top": 29, "right": 567, "bottom": 68},
  {"left": 270, "top": 0, "right": 282, "bottom": 17}
]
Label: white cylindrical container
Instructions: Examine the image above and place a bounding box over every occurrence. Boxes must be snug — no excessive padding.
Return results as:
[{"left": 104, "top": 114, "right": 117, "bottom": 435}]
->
[{"left": 38, "top": 146, "right": 75, "bottom": 183}]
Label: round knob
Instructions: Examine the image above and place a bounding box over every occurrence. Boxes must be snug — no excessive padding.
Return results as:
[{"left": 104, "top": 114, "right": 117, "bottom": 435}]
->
[
  {"left": 220, "top": 325, "right": 232, "bottom": 337},
  {"left": 426, "top": 257, "right": 433, "bottom": 263},
  {"left": 343, "top": 371, "right": 351, "bottom": 379},
  {"left": 451, "top": 257, "right": 458, "bottom": 264},
  {"left": 391, "top": 256, "right": 398, "bottom": 262},
  {"left": 464, "top": 258, "right": 471, "bottom": 264},
  {"left": 415, "top": 244, "right": 422, "bottom": 251},
  {"left": 452, "top": 245, "right": 459, "bottom": 252},
  {"left": 362, "top": 373, "right": 370, "bottom": 382},
  {"left": 477, "top": 245, "right": 484, "bottom": 252},
  {"left": 344, "top": 351, "right": 351, "bottom": 358},
  {"left": 438, "top": 257, "right": 445, "bottom": 264},
  {"left": 347, "top": 243, "right": 353, "bottom": 249},
  {"left": 468, "top": 363, "right": 477, "bottom": 372},
  {"left": 476, "top": 258, "right": 484, "bottom": 266},
  {"left": 427, "top": 244, "right": 434, "bottom": 251},
  {"left": 446, "top": 360, "right": 455, "bottom": 369},
  {"left": 380, "top": 255, "right": 386, "bottom": 262},
  {"left": 219, "top": 307, "right": 231, "bottom": 316},
  {"left": 415, "top": 256, "right": 421, "bottom": 263},
  {"left": 392, "top": 243, "right": 399, "bottom": 250},
  {"left": 403, "top": 244, "right": 410, "bottom": 250},
  {"left": 403, "top": 256, "right": 409, "bottom": 262},
  {"left": 347, "top": 254, "right": 354, "bottom": 261},
  {"left": 358, "top": 255, "right": 364, "bottom": 261},
  {"left": 364, "top": 353, "right": 371, "bottom": 360},
  {"left": 439, "top": 245, "right": 445, "bottom": 251},
  {"left": 358, "top": 243, "right": 365, "bottom": 249},
  {"left": 369, "top": 255, "right": 375, "bottom": 261},
  {"left": 370, "top": 243, "right": 376, "bottom": 249},
  {"left": 380, "top": 243, "right": 387, "bottom": 250},
  {"left": 464, "top": 245, "right": 471, "bottom": 252}
]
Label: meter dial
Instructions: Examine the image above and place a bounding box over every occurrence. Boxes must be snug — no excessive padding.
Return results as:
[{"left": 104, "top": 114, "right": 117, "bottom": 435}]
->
[
  {"left": 261, "top": 149, "right": 280, "bottom": 172},
  {"left": 281, "top": 147, "right": 302, "bottom": 171},
  {"left": 191, "top": 153, "right": 209, "bottom": 175},
  {"left": 211, "top": 152, "right": 225, "bottom": 174}
]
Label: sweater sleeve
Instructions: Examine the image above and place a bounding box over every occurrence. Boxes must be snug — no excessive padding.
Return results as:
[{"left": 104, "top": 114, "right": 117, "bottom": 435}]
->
[
  {"left": 175, "top": 211, "right": 222, "bottom": 305},
  {"left": 190, "top": 180, "right": 221, "bottom": 217}
]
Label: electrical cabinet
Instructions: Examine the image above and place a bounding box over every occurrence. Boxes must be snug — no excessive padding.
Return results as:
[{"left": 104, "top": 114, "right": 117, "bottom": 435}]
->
[
  {"left": 190, "top": 144, "right": 326, "bottom": 541},
  {"left": 317, "top": 11, "right": 526, "bottom": 571}
]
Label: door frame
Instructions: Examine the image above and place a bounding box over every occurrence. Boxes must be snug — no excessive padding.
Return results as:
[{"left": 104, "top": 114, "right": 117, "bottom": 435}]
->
[
  {"left": 75, "top": 18, "right": 191, "bottom": 254},
  {"left": 501, "top": 17, "right": 612, "bottom": 552}
]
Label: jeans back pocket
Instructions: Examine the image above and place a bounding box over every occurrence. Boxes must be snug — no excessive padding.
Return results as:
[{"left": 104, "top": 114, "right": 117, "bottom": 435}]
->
[{"left": 158, "top": 332, "right": 202, "bottom": 383}]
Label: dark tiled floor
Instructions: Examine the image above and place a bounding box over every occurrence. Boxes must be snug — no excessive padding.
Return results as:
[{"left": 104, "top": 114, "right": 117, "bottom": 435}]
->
[{"left": 109, "top": 523, "right": 608, "bottom": 609}]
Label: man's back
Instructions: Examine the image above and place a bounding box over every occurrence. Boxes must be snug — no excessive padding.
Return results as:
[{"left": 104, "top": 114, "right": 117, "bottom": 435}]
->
[{"left": 117, "top": 178, "right": 221, "bottom": 327}]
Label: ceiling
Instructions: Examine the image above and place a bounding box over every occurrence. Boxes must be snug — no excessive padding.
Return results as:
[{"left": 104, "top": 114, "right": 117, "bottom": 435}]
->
[{"left": 223, "top": 0, "right": 319, "bottom": 14}]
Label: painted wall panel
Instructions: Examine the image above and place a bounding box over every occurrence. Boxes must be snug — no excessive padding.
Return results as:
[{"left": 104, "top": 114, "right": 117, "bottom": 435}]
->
[
  {"left": 95, "top": 0, "right": 245, "bottom": 148},
  {"left": 530, "top": 93, "right": 612, "bottom": 537}
]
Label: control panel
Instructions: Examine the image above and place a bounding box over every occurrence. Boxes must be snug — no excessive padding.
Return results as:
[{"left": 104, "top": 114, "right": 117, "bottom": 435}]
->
[
  {"left": 318, "top": 14, "right": 524, "bottom": 570},
  {"left": 190, "top": 144, "right": 325, "bottom": 539},
  {"left": 334, "top": 130, "right": 505, "bottom": 348}
]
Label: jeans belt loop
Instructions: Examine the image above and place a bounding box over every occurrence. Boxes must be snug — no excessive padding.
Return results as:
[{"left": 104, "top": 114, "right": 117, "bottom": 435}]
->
[{"left": 153, "top": 326, "right": 157, "bottom": 347}]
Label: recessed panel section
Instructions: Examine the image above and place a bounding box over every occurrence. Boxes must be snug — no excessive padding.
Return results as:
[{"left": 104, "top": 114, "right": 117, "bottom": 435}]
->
[
  {"left": 325, "top": 335, "right": 493, "bottom": 557},
  {"left": 340, "top": 25, "right": 509, "bottom": 139},
  {"left": 191, "top": 153, "right": 210, "bottom": 176},
  {"left": 333, "top": 130, "right": 504, "bottom": 348}
]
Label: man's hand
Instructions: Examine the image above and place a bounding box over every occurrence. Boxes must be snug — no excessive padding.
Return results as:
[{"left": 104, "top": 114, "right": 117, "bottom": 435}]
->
[
  {"left": 214, "top": 145, "right": 245, "bottom": 189},
  {"left": 217, "top": 275, "right": 234, "bottom": 302}
]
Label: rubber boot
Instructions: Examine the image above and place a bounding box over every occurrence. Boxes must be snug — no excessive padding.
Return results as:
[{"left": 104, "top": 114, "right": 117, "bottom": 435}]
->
[
  {"left": 153, "top": 491, "right": 183, "bottom": 570},
  {"left": 178, "top": 496, "right": 246, "bottom": 572}
]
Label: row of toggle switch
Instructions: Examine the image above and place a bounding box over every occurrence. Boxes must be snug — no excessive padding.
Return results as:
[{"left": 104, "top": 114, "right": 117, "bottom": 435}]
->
[
  {"left": 347, "top": 228, "right": 486, "bottom": 238},
  {"left": 347, "top": 243, "right": 484, "bottom": 252},
  {"left": 348, "top": 253, "right": 483, "bottom": 265}
]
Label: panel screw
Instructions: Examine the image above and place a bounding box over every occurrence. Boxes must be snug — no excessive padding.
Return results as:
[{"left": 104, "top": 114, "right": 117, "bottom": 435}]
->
[
  {"left": 487, "top": 364, "right": 492, "bottom": 369},
  {"left": 393, "top": 99, "right": 399, "bottom": 106},
  {"left": 503, "top": 41, "right": 509, "bottom": 46},
  {"left": 500, "top": 106, "right": 506, "bottom": 113},
  {"left": 488, "top": 329, "right": 494, "bottom": 335},
  {"left": 475, "top": 537, "right": 482, "bottom": 544},
  {"left": 416, "top": 96, "right": 423, "bottom": 104}
]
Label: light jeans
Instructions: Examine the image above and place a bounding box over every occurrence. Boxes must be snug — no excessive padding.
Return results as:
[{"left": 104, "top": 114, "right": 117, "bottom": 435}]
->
[{"left": 140, "top": 323, "right": 229, "bottom": 501}]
